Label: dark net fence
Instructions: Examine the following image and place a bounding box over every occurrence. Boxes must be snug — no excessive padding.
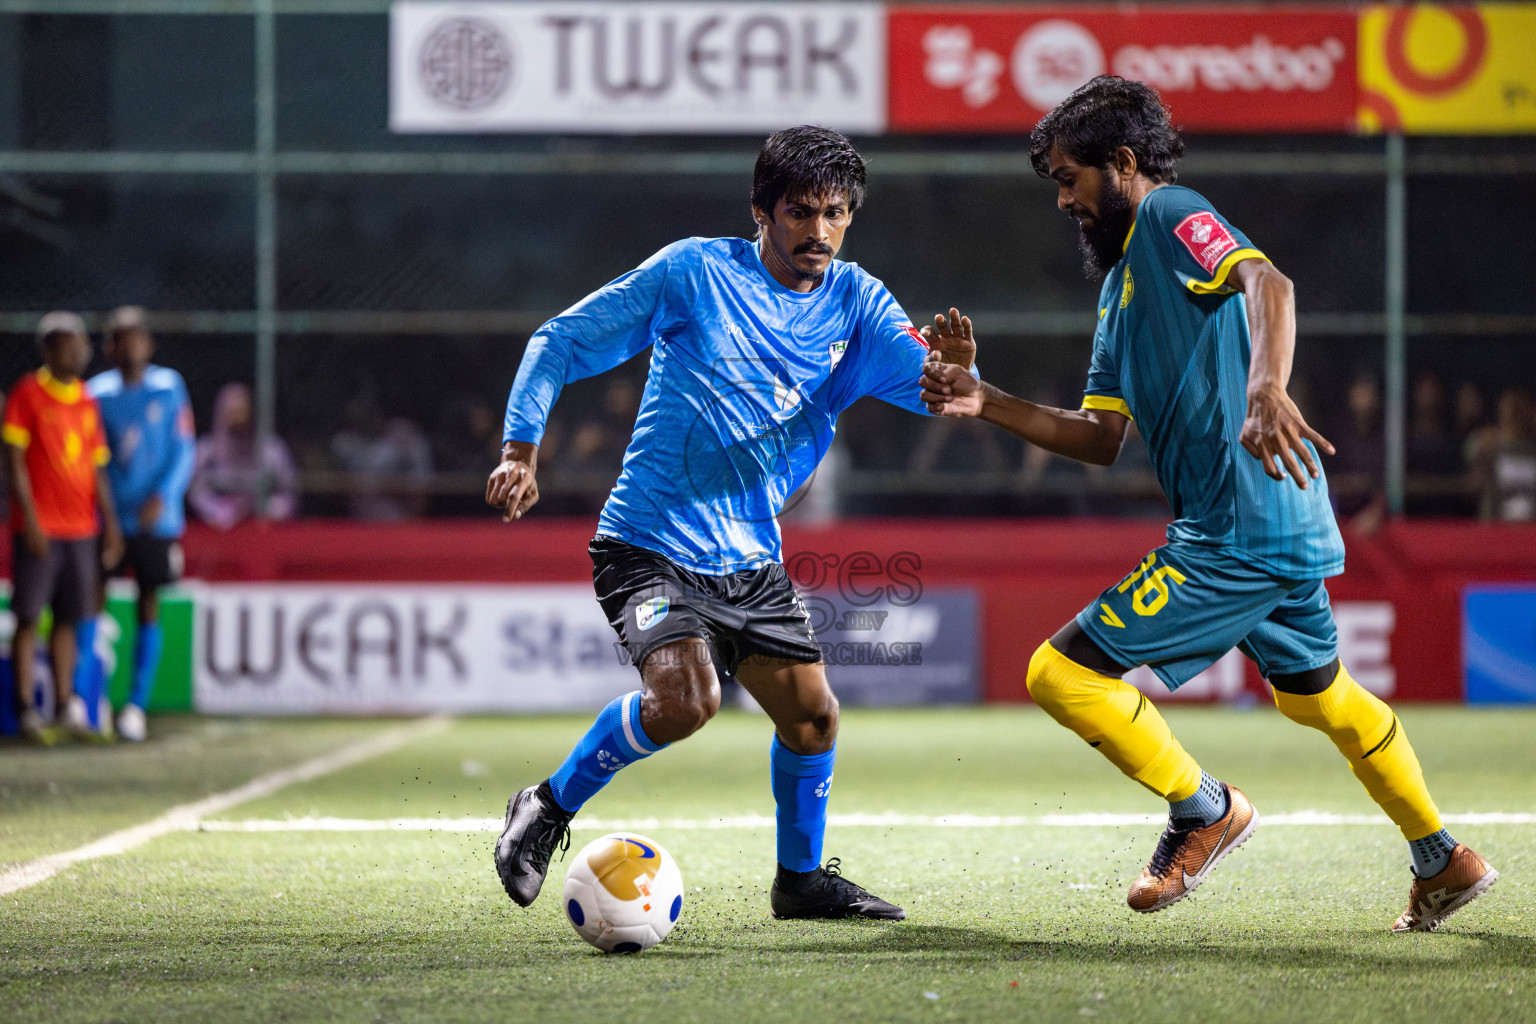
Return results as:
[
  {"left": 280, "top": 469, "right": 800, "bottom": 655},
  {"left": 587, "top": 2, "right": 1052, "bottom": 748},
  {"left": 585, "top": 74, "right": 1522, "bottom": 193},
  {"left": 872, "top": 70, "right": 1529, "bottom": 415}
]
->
[{"left": 1, "top": 9, "right": 1532, "bottom": 522}]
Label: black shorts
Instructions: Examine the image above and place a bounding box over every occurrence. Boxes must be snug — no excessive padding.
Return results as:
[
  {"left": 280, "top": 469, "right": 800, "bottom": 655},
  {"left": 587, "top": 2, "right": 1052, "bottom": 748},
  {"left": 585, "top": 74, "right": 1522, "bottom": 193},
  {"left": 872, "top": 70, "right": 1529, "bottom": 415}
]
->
[
  {"left": 590, "top": 535, "right": 822, "bottom": 677},
  {"left": 104, "top": 535, "right": 183, "bottom": 592},
  {"left": 10, "top": 535, "right": 96, "bottom": 625}
]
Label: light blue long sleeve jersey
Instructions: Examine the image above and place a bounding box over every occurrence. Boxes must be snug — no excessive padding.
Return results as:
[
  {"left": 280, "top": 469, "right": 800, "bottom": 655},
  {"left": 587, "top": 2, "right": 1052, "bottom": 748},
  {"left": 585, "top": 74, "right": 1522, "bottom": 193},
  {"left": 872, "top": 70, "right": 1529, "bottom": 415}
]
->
[
  {"left": 504, "top": 236, "right": 936, "bottom": 574},
  {"left": 88, "top": 365, "right": 196, "bottom": 538}
]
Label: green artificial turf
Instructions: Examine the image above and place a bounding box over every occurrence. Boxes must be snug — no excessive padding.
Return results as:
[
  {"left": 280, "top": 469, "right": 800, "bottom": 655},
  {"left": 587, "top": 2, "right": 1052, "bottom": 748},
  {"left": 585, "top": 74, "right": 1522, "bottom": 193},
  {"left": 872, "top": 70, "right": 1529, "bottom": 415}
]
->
[{"left": 2, "top": 708, "right": 1534, "bottom": 1024}]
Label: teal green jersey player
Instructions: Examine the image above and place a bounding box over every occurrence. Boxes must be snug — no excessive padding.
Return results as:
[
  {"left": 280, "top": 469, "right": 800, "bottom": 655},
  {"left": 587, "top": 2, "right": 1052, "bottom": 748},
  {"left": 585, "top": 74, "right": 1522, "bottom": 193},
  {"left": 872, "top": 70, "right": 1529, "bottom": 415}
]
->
[{"left": 921, "top": 76, "right": 1496, "bottom": 934}]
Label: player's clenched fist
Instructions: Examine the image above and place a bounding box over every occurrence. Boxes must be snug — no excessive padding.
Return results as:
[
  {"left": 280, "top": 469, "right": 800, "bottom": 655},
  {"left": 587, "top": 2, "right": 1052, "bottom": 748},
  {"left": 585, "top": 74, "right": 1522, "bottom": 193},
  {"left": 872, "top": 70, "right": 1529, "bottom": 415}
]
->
[
  {"left": 487, "top": 441, "right": 540, "bottom": 522},
  {"left": 921, "top": 360, "right": 985, "bottom": 418}
]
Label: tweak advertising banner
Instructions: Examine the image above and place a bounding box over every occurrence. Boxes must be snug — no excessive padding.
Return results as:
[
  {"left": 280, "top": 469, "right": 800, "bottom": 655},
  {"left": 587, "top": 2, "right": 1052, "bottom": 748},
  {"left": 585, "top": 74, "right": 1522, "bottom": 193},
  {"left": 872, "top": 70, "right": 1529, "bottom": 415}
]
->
[
  {"left": 390, "top": 1, "right": 888, "bottom": 133},
  {"left": 192, "top": 582, "right": 980, "bottom": 714}
]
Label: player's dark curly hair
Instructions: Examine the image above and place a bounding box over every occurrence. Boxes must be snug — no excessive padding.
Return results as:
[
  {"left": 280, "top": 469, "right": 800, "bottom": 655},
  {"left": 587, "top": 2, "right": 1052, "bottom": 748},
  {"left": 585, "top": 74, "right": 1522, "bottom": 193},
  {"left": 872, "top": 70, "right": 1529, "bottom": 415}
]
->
[
  {"left": 1029, "top": 76, "right": 1184, "bottom": 184},
  {"left": 751, "top": 125, "right": 867, "bottom": 219}
]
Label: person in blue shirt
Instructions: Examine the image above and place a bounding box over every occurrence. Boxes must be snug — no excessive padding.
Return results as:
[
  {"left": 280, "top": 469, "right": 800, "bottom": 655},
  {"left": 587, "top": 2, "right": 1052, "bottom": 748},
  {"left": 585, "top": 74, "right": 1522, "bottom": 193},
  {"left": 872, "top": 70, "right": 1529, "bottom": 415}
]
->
[
  {"left": 83, "top": 306, "right": 196, "bottom": 742},
  {"left": 487, "top": 126, "right": 975, "bottom": 922},
  {"left": 920, "top": 76, "right": 1495, "bottom": 934}
]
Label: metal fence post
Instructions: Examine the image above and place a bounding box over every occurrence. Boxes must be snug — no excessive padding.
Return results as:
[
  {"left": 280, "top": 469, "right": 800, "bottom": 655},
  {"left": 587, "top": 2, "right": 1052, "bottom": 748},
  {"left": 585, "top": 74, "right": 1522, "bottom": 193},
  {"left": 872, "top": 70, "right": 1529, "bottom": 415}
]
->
[
  {"left": 1384, "top": 132, "right": 1407, "bottom": 516},
  {"left": 254, "top": 0, "right": 278, "bottom": 516}
]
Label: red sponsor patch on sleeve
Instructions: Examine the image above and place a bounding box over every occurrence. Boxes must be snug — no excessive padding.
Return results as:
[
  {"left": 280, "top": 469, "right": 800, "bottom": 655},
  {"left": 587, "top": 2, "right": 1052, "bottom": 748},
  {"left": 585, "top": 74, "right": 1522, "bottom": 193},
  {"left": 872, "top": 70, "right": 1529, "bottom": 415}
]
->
[
  {"left": 1172, "top": 212, "right": 1240, "bottom": 276},
  {"left": 902, "top": 325, "right": 929, "bottom": 349}
]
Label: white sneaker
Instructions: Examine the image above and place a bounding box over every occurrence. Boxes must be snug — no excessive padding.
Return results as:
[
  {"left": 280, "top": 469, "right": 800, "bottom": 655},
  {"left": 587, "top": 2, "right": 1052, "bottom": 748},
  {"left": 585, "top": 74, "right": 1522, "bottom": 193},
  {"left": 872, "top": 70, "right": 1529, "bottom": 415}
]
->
[
  {"left": 18, "top": 707, "right": 48, "bottom": 742},
  {"left": 117, "top": 704, "right": 147, "bottom": 743},
  {"left": 63, "top": 695, "right": 93, "bottom": 737},
  {"left": 98, "top": 695, "right": 116, "bottom": 741}
]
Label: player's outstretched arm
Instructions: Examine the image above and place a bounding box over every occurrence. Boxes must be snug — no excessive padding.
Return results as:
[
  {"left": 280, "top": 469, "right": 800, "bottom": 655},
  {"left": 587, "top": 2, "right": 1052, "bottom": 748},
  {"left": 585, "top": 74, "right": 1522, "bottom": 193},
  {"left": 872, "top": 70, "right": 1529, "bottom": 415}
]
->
[
  {"left": 921, "top": 362, "right": 1128, "bottom": 466},
  {"left": 1231, "top": 257, "right": 1335, "bottom": 490},
  {"left": 486, "top": 440, "right": 539, "bottom": 523}
]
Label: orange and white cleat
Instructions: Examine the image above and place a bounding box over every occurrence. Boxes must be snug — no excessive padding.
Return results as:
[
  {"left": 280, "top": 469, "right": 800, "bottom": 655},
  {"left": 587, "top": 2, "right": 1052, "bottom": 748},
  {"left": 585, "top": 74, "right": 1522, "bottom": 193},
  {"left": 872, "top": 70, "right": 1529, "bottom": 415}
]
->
[
  {"left": 1391, "top": 844, "right": 1498, "bottom": 933},
  {"left": 1128, "top": 784, "right": 1257, "bottom": 914}
]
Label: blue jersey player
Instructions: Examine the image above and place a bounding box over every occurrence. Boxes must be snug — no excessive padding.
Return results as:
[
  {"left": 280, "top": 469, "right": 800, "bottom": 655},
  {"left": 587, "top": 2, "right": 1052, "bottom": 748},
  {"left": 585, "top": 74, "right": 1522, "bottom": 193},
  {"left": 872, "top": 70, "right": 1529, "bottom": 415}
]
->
[
  {"left": 84, "top": 307, "right": 195, "bottom": 742},
  {"left": 921, "top": 77, "right": 1496, "bottom": 933},
  {"left": 488, "top": 127, "right": 976, "bottom": 921}
]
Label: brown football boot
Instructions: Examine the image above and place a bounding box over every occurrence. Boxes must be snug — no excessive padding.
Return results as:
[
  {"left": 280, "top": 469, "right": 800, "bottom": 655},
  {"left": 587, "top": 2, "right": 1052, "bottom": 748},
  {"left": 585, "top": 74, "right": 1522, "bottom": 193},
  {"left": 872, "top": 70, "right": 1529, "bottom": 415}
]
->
[
  {"left": 1128, "top": 784, "right": 1258, "bottom": 914},
  {"left": 1391, "top": 844, "right": 1498, "bottom": 933}
]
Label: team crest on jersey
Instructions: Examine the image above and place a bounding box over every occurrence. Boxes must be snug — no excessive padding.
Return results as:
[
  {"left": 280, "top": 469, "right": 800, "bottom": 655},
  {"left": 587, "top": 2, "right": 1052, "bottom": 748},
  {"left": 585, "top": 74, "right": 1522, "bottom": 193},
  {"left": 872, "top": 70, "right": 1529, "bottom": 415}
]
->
[
  {"left": 1120, "top": 266, "right": 1134, "bottom": 309},
  {"left": 828, "top": 339, "right": 848, "bottom": 369},
  {"left": 636, "top": 596, "right": 670, "bottom": 631},
  {"left": 772, "top": 380, "right": 803, "bottom": 421},
  {"left": 1173, "top": 211, "right": 1239, "bottom": 275}
]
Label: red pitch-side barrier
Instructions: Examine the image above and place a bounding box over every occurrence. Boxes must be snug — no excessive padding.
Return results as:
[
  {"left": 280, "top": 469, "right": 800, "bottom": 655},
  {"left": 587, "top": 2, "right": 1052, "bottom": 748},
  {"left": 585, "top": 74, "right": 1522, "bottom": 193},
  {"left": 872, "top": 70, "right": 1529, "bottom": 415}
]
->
[{"left": 98, "top": 517, "right": 1534, "bottom": 704}]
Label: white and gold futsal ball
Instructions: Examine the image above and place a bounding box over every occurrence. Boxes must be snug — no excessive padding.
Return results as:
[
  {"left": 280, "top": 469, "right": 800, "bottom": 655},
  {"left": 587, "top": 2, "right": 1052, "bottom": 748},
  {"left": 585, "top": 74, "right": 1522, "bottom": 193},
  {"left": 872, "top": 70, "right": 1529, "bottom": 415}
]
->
[{"left": 562, "top": 832, "right": 684, "bottom": 953}]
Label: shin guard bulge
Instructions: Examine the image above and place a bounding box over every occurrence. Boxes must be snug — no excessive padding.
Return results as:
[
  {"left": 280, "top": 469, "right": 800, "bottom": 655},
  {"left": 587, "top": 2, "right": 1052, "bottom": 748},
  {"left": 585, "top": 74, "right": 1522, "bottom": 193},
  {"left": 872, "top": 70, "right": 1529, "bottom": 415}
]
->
[
  {"left": 1027, "top": 641, "right": 1202, "bottom": 802},
  {"left": 1272, "top": 665, "right": 1442, "bottom": 841}
]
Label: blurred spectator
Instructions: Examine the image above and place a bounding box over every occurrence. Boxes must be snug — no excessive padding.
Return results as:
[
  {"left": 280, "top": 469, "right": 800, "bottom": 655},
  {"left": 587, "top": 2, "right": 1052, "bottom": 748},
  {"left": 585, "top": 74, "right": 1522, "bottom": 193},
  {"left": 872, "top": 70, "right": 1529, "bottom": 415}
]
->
[
  {"left": 910, "top": 416, "right": 1009, "bottom": 476},
  {"left": 780, "top": 436, "right": 847, "bottom": 526},
  {"left": 431, "top": 394, "right": 502, "bottom": 474},
  {"left": 563, "top": 378, "right": 640, "bottom": 472},
  {"left": 1326, "top": 372, "right": 1386, "bottom": 529},
  {"left": 1086, "top": 422, "right": 1167, "bottom": 518},
  {"left": 1405, "top": 371, "right": 1469, "bottom": 516},
  {"left": 330, "top": 388, "right": 433, "bottom": 521},
  {"left": 189, "top": 382, "right": 299, "bottom": 529},
  {"left": 4, "top": 312, "right": 122, "bottom": 741},
  {"left": 1469, "top": 387, "right": 1536, "bottom": 522},
  {"left": 85, "top": 305, "right": 197, "bottom": 742},
  {"left": 1454, "top": 381, "right": 1490, "bottom": 466}
]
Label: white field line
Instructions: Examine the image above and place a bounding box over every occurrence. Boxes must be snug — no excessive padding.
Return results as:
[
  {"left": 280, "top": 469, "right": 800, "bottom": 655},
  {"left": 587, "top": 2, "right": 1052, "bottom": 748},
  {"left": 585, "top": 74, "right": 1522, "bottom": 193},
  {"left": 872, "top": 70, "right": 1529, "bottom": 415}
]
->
[
  {"left": 0, "top": 716, "right": 451, "bottom": 897},
  {"left": 194, "top": 810, "right": 1536, "bottom": 834}
]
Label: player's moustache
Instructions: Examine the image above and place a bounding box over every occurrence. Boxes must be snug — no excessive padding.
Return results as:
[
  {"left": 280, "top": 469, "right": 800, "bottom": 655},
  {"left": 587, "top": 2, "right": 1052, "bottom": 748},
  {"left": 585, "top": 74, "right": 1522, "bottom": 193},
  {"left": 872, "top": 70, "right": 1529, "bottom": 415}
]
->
[{"left": 795, "top": 242, "right": 833, "bottom": 256}]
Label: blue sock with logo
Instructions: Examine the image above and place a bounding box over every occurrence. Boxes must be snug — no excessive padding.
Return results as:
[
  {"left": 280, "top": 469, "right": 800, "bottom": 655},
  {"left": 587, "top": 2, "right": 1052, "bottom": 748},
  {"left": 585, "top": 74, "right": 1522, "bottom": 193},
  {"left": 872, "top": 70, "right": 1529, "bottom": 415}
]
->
[
  {"left": 547, "top": 691, "right": 664, "bottom": 813},
  {"left": 770, "top": 735, "right": 836, "bottom": 873},
  {"left": 129, "top": 622, "right": 163, "bottom": 710},
  {"left": 73, "top": 617, "right": 102, "bottom": 729}
]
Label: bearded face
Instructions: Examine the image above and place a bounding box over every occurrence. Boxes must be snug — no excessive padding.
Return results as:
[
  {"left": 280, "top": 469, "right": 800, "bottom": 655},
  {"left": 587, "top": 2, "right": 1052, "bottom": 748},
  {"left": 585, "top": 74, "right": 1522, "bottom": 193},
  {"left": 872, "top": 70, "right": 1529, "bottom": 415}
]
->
[{"left": 1075, "top": 173, "right": 1134, "bottom": 281}]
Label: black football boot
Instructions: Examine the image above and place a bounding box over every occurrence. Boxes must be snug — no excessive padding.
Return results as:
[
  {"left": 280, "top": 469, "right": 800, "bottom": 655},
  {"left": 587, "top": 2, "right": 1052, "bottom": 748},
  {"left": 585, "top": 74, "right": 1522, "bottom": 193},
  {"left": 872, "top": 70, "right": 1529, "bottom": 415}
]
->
[
  {"left": 494, "top": 781, "right": 574, "bottom": 907},
  {"left": 770, "top": 857, "right": 906, "bottom": 920}
]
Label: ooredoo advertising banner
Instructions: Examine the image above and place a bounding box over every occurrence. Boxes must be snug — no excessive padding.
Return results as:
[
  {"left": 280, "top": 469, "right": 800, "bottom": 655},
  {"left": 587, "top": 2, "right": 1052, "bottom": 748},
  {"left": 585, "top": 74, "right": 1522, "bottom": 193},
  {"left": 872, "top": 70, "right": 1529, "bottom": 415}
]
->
[
  {"left": 391, "top": 1, "right": 887, "bottom": 133},
  {"left": 887, "top": 5, "right": 1358, "bottom": 133}
]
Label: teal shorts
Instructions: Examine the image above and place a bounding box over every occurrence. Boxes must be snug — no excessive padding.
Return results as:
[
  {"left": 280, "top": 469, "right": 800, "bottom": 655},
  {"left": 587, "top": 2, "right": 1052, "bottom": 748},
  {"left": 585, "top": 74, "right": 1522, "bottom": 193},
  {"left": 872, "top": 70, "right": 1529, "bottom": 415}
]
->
[{"left": 1075, "top": 542, "right": 1339, "bottom": 691}]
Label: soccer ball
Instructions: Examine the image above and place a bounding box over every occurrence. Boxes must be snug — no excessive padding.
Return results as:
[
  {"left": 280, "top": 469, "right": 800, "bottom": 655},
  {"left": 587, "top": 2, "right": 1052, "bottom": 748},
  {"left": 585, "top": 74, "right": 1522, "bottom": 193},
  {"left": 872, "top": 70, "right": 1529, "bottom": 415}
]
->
[{"left": 561, "top": 832, "right": 684, "bottom": 953}]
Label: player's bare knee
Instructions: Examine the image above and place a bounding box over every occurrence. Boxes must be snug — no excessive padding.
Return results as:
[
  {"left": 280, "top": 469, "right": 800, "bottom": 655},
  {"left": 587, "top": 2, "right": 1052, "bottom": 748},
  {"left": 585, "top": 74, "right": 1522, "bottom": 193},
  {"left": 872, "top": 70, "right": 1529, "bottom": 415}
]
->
[
  {"left": 792, "top": 696, "right": 839, "bottom": 754},
  {"left": 773, "top": 687, "right": 837, "bottom": 754},
  {"left": 640, "top": 646, "right": 720, "bottom": 744}
]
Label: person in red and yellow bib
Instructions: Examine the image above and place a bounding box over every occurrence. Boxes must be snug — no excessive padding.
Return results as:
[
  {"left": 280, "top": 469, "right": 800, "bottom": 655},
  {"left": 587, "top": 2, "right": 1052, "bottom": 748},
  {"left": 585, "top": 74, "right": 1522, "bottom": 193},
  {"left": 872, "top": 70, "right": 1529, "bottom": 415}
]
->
[{"left": 4, "top": 312, "right": 124, "bottom": 741}]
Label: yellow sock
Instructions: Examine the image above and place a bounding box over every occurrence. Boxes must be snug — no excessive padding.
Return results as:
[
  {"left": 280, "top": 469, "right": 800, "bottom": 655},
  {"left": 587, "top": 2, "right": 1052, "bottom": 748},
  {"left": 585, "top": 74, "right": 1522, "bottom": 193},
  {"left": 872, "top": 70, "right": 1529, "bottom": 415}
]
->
[
  {"left": 1271, "top": 665, "right": 1442, "bottom": 841},
  {"left": 1026, "top": 641, "right": 1202, "bottom": 801}
]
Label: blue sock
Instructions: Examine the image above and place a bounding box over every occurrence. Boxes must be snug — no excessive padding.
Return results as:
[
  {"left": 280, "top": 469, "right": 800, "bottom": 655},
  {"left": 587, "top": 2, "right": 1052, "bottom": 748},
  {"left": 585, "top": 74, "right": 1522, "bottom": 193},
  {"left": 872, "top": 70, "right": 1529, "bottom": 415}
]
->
[
  {"left": 770, "top": 736, "right": 836, "bottom": 873},
  {"left": 129, "top": 622, "right": 163, "bottom": 710},
  {"left": 1169, "top": 770, "right": 1228, "bottom": 827},
  {"left": 1409, "top": 828, "right": 1457, "bottom": 878},
  {"left": 73, "top": 618, "right": 102, "bottom": 729},
  {"left": 547, "top": 691, "right": 664, "bottom": 813}
]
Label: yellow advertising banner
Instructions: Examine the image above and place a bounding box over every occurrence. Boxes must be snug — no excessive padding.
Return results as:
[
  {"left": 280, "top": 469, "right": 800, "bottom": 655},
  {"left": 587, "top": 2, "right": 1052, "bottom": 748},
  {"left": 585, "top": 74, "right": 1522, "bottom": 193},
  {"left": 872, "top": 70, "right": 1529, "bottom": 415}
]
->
[{"left": 1359, "top": 3, "right": 1536, "bottom": 133}]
